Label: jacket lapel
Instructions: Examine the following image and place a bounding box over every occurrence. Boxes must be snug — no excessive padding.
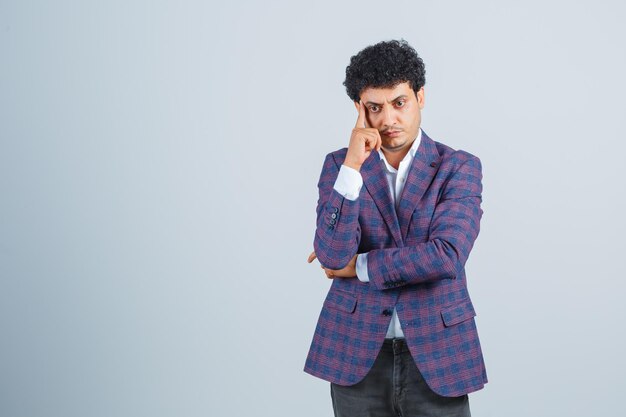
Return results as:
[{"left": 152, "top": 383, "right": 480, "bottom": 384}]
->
[
  {"left": 361, "top": 152, "right": 403, "bottom": 248},
  {"left": 397, "top": 131, "right": 442, "bottom": 242}
]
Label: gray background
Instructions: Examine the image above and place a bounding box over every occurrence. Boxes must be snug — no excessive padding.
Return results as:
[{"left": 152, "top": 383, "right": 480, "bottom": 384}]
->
[{"left": 1, "top": 0, "right": 625, "bottom": 416}]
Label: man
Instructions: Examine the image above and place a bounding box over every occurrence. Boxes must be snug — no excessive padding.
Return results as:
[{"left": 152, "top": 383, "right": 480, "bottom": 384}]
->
[{"left": 304, "top": 39, "right": 488, "bottom": 417}]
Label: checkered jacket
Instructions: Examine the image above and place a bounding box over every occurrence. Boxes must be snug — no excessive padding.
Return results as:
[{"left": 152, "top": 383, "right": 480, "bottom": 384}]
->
[{"left": 304, "top": 131, "right": 488, "bottom": 397}]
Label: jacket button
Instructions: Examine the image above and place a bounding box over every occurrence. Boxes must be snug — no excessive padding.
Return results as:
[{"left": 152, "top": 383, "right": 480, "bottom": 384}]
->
[
  {"left": 333, "top": 207, "right": 339, "bottom": 213},
  {"left": 329, "top": 219, "right": 336, "bottom": 225},
  {"left": 331, "top": 213, "right": 337, "bottom": 219},
  {"left": 430, "top": 161, "right": 437, "bottom": 167},
  {"left": 382, "top": 309, "right": 393, "bottom": 316}
]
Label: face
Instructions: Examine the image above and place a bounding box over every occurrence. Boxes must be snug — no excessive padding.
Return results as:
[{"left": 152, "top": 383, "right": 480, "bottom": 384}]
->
[{"left": 356, "top": 81, "right": 424, "bottom": 154}]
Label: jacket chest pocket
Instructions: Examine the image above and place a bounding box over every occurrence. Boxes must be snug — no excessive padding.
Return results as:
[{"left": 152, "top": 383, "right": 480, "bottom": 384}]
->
[{"left": 405, "top": 210, "right": 432, "bottom": 244}]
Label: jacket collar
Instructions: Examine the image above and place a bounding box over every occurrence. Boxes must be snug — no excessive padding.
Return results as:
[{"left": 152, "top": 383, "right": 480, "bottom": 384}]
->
[{"left": 361, "top": 130, "right": 442, "bottom": 247}]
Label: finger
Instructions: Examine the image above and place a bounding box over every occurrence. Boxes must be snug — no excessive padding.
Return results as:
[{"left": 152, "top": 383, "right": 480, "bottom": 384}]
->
[
  {"left": 363, "top": 134, "right": 374, "bottom": 150},
  {"left": 307, "top": 251, "right": 317, "bottom": 263},
  {"left": 362, "top": 130, "right": 381, "bottom": 152},
  {"left": 355, "top": 100, "right": 367, "bottom": 129},
  {"left": 363, "top": 132, "right": 380, "bottom": 151},
  {"left": 368, "top": 129, "right": 380, "bottom": 151}
]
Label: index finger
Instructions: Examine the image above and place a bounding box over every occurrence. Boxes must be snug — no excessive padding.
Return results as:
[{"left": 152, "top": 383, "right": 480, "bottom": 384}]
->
[
  {"left": 307, "top": 251, "right": 317, "bottom": 263},
  {"left": 355, "top": 100, "right": 367, "bottom": 129}
]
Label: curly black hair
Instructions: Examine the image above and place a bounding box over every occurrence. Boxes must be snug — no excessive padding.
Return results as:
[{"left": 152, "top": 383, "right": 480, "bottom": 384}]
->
[{"left": 343, "top": 39, "right": 426, "bottom": 102}]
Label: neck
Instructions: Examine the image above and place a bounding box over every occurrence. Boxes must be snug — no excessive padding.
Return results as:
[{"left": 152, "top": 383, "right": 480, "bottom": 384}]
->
[{"left": 381, "top": 149, "right": 408, "bottom": 170}]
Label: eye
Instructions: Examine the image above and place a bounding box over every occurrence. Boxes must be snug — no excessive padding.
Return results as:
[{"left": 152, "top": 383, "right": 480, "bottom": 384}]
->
[
  {"left": 369, "top": 105, "right": 380, "bottom": 113},
  {"left": 395, "top": 100, "right": 405, "bottom": 107}
]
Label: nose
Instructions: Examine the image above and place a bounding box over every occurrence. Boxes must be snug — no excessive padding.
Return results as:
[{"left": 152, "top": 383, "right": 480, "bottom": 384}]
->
[{"left": 382, "top": 105, "right": 395, "bottom": 128}]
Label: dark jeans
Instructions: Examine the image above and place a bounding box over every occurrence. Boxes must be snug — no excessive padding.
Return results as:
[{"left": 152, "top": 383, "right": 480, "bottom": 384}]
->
[{"left": 330, "top": 338, "right": 471, "bottom": 417}]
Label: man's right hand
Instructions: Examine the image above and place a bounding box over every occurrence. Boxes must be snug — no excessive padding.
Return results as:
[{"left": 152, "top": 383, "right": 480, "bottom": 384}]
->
[{"left": 344, "top": 101, "right": 381, "bottom": 171}]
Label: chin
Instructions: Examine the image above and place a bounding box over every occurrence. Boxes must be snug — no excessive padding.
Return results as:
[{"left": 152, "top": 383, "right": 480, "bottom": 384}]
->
[{"left": 384, "top": 139, "right": 407, "bottom": 151}]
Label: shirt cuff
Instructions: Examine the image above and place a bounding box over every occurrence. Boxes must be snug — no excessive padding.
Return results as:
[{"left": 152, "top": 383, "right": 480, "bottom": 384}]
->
[
  {"left": 356, "top": 253, "right": 370, "bottom": 282},
  {"left": 333, "top": 164, "right": 363, "bottom": 201}
]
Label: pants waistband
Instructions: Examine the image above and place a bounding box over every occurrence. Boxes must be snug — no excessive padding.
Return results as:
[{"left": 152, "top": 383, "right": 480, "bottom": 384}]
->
[{"left": 381, "top": 337, "right": 410, "bottom": 354}]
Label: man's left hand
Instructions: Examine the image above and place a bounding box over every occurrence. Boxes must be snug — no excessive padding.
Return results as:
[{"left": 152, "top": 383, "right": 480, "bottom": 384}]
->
[{"left": 307, "top": 251, "right": 357, "bottom": 279}]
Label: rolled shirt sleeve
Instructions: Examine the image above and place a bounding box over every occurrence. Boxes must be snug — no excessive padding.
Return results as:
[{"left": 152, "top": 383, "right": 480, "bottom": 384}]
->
[
  {"left": 333, "top": 164, "right": 363, "bottom": 201},
  {"left": 356, "top": 252, "right": 370, "bottom": 282}
]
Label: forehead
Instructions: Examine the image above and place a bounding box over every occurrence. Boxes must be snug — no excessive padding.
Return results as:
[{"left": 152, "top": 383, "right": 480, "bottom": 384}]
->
[{"left": 360, "top": 81, "right": 413, "bottom": 102}]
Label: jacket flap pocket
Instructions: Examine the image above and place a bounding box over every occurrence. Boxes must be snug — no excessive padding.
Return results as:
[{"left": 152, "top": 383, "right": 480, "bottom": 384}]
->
[
  {"left": 441, "top": 300, "right": 476, "bottom": 327},
  {"left": 324, "top": 289, "right": 357, "bottom": 313}
]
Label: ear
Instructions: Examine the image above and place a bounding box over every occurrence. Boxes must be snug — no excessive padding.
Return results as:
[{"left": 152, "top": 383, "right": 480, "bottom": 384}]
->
[{"left": 416, "top": 87, "right": 425, "bottom": 109}]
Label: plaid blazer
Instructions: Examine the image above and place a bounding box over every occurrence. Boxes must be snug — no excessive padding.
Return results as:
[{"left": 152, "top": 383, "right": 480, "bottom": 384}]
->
[{"left": 304, "top": 130, "right": 488, "bottom": 397}]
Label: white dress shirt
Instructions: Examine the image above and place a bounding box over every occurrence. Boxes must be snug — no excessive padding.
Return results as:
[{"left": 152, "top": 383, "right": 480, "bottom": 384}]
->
[{"left": 332, "top": 128, "right": 423, "bottom": 338}]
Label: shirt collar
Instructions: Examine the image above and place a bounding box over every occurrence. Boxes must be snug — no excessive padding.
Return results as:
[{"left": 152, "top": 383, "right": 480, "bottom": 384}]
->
[{"left": 378, "top": 128, "right": 422, "bottom": 173}]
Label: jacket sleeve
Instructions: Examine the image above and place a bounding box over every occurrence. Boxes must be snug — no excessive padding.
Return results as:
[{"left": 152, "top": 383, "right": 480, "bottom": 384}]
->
[
  {"left": 312, "top": 153, "right": 362, "bottom": 270},
  {"left": 366, "top": 154, "right": 483, "bottom": 290}
]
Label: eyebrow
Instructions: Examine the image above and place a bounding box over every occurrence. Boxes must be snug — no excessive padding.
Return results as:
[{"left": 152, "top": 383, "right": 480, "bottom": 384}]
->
[{"left": 365, "top": 95, "right": 408, "bottom": 106}]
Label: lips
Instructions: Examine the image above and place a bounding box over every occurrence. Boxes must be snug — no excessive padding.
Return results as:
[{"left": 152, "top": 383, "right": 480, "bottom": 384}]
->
[{"left": 384, "top": 130, "right": 402, "bottom": 137}]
